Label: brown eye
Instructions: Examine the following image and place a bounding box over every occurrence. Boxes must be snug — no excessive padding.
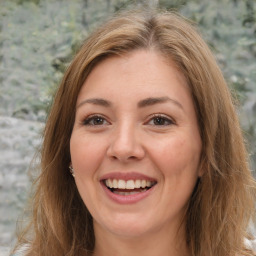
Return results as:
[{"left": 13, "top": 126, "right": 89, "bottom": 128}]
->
[
  {"left": 147, "top": 115, "right": 175, "bottom": 126},
  {"left": 83, "top": 115, "right": 108, "bottom": 126}
]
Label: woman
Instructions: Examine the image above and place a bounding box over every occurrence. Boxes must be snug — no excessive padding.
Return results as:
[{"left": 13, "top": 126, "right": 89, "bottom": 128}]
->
[{"left": 13, "top": 9, "right": 256, "bottom": 256}]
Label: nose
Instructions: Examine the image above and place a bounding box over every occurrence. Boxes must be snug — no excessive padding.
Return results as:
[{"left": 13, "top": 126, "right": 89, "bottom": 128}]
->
[{"left": 106, "top": 123, "right": 145, "bottom": 162}]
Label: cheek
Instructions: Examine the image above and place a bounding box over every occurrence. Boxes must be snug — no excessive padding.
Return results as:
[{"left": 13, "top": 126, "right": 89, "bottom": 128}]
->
[
  {"left": 149, "top": 135, "right": 201, "bottom": 177},
  {"left": 70, "top": 134, "right": 104, "bottom": 208},
  {"left": 70, "top": 133, "right": 105, "bottom": 177}
]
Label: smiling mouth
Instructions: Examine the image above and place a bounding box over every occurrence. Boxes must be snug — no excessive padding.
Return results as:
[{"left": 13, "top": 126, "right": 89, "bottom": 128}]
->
[{"left": 103, "top": 179, "right": 157, "bottom": 195}]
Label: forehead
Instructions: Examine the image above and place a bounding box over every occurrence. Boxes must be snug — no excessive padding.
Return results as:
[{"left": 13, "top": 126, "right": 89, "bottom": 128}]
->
[{"left": 78, "top": 50, "right": 190, "bottom": 102}]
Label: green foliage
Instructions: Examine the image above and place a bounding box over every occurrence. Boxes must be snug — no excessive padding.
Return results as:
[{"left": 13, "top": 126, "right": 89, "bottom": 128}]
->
[{"left": 159, "top": 0, "right": 188, "bottom": 10}]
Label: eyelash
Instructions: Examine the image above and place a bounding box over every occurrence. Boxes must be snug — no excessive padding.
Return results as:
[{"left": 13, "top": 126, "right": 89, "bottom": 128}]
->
[
  {"left": 82, "top": 114, "right": 175, "bottom": 127},
  {"left": 82, "top": 115, "right": 109, "bottom": 126},
  {"left": 146, "top": 114, "right": 175, "bottom": 126}
]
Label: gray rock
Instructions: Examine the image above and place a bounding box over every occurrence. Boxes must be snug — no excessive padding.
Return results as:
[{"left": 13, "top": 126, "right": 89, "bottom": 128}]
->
[{"left": 0, "top": 116, "right": 43, "bottom": 246}]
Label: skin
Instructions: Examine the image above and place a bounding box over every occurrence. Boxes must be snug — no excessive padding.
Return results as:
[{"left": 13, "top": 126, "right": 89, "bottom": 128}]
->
[{"left": 70, "top": 50, "right": 202, "bottom": 256}]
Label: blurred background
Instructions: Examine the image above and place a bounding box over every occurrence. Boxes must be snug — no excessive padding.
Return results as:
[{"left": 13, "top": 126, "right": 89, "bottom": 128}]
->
[{"left": 0, "top": 0, "right": 256, "bottom": 253}]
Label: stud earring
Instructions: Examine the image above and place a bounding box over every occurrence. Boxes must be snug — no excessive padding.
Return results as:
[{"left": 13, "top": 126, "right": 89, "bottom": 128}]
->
[{"left": 69, "top": 164, "right": 75, "bottom": 177}]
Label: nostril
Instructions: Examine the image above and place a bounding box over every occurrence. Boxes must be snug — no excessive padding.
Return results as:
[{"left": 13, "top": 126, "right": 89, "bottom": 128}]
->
[{"left": 110, "top": 154, "right": 140, "bottom": 162}]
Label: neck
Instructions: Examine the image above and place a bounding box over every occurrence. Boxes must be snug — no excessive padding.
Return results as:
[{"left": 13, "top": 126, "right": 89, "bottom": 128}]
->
[{"left": 92, "top": 223, "right": 190, "bottom": 256}]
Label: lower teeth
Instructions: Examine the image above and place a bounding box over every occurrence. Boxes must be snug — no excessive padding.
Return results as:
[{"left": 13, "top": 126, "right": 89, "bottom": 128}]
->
[{"left": 113, "top": 189, "right": 147, "bottom": 195}]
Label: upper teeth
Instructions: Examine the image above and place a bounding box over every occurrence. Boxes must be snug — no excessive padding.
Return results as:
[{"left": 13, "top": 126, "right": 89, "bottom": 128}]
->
[{"left": 104, "top": 179, "right": 155, "bottom": 189}]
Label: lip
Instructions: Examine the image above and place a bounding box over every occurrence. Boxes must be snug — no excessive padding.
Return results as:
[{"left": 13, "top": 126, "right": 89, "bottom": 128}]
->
[
  {"left": 101, "top": 181, "right": 156, "bottom": 204},
  {"left": 100, "top": 172, "right": 157, "bottom": 204}
]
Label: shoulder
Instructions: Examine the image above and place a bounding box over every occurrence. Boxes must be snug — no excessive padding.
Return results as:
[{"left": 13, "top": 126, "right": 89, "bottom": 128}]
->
[
  {"left": 10, "top": 245, "right": 29, "bottom": 256},
  {"left": 244, "top": 237, "right": 256, "bottom": 254}
]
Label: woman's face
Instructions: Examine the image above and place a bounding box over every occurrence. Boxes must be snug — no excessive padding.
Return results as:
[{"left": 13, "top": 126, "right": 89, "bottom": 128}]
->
[{"left": 70, "top": 50, "right": 202, "bottom": 239}]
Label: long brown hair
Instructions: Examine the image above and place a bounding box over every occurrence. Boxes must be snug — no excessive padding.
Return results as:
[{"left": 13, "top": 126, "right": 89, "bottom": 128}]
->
[{"left": 13, "top": 9, "right": 255, "bottom": 256}]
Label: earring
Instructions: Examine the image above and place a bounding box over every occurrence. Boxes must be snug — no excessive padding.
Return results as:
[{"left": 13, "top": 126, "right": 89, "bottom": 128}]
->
[{"left": 69, "top": 164, "right": 75, "bottom": 177}]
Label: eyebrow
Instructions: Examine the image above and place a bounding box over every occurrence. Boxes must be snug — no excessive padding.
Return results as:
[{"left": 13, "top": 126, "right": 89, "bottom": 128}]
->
[
  {"left": 77, "top": 96, "right": 183, "bottom": 110},
  {"left": 77, "top": 98, "right": 112, "bottom": 109},
  {"left": 137, "top": 96, "right": 183, "bottom": 110}
]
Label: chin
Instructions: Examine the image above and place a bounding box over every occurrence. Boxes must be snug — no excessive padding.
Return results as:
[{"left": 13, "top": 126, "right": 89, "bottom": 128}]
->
[
  {"left": 95, "top": 212, "right": 155, "bottom": 238},
  {"left": 109, "top": 224, "right": 152, "bottom": 238}
]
